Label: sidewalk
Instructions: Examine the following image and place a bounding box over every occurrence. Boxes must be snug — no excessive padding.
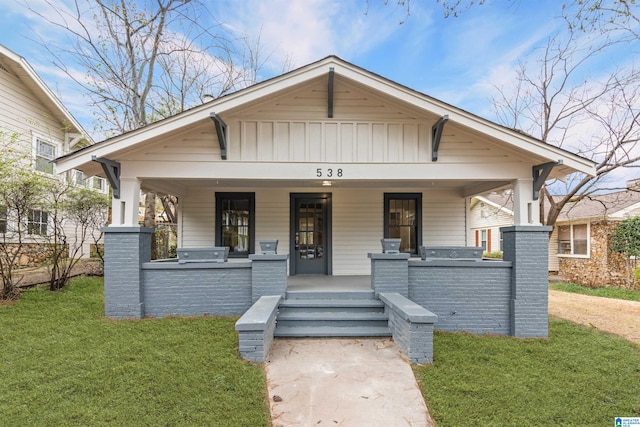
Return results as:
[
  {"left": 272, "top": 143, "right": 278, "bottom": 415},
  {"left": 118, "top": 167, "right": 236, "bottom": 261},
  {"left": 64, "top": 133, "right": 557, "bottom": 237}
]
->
[{"left": 265, "top": 338, "right": 434, "bottom": 427}]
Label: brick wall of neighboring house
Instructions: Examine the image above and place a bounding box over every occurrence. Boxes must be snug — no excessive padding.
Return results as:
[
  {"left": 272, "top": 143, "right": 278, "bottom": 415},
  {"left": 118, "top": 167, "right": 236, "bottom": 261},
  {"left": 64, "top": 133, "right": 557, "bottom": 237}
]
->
[
  {"left": 0, "top": 243, "right": 69, "bottom": 267},
  {"left": 558, "top": 220, "right": 631, "bottom": 287}
]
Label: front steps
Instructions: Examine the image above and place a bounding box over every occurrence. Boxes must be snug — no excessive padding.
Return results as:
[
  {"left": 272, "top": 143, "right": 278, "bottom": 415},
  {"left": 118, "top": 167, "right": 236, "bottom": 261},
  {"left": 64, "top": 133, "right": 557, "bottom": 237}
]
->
[{"left": 274, "top": 291, "right": 391, "bottom": 337}]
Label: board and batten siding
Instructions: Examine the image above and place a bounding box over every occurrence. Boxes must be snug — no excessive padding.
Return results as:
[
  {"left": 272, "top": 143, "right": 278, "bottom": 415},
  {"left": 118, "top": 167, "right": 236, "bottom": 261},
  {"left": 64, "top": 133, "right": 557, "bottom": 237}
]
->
[
  {"left": 179, "top": 187, "right": 467, "bottom": 275},
  {"left": 228, "top": 120, "right": 431, "bottom": 164}
]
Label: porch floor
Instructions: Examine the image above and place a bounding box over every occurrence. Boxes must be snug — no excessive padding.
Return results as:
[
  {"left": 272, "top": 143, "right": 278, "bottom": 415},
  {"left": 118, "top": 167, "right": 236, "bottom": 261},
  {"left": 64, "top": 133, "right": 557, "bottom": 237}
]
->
[{"left": 286, "top": 275, "right": 372, "bottom": 292}]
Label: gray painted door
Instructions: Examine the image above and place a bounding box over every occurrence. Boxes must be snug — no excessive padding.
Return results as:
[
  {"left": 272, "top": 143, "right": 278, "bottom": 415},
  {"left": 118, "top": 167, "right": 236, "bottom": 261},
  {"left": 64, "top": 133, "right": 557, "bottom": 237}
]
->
[{"left": 293, "top": 196, "right": 328, "bottom": 275}]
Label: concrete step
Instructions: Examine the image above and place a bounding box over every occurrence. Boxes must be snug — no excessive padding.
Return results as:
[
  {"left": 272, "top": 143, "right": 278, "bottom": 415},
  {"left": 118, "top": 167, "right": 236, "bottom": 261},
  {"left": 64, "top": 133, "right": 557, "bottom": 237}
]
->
[
  {"left": 279, "top": 298, "right": 384, "bottom": 309},
  {"left": 277, "top": 311, "right": 389, "bottom": 328},
  {"left": 274, "top": 325, "right": 392, "bottom": 338},
  {"left": 285, "top": 290, "right": 376, "bottom": 300}
]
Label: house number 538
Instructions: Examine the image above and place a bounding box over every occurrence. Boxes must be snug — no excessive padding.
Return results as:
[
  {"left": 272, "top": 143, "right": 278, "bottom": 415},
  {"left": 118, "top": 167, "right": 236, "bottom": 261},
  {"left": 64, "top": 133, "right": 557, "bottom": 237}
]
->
[{"left": 316, "top": 168, "right": 343, "bottom": 177}]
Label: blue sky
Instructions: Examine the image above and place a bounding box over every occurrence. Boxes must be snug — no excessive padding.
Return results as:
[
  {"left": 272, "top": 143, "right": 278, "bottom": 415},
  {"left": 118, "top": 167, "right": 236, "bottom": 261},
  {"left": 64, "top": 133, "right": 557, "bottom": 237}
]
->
[{"left": 0, "top": 0, "right": 632, "bottom": 145}]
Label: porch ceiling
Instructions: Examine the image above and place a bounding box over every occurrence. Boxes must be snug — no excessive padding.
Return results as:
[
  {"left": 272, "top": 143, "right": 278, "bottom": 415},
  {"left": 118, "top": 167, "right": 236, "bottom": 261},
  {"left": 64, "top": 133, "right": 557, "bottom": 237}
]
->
[{"left": 140, "top": 177, "right": 511, "bottom": 198}]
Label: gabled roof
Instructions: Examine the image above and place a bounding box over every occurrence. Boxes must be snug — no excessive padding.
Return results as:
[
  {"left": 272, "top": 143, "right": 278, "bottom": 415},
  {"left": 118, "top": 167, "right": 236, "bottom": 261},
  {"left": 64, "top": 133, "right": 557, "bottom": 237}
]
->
[
  {"left": 55, "top": 55, "right": 595, "bottom": 177},
  {"left": 0, "top": 44, "right": 90, "bottom": 147},
  {"left": 481, "top": 190, "right": 640, "bottom": 222}
]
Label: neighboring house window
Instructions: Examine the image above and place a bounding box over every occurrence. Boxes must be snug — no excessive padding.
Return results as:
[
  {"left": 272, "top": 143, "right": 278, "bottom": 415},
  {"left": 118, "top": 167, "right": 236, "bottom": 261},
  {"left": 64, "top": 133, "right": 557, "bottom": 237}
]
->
[
  {"left": 215, "top": 192, "right": 255, "bottom": 257},
  {"left": 384, "top": 193, "right": 422, "bottom": 254},
  {"left": 92, "top": 176, "right": 107, "bottom": 193},
  {"left": 0, "top": 207, "right": 6, "bottom": 234},
  {"left": 71, "top": 169, "right": 86, "bottom": 186},
  {"left": 475, "top": 229, "right": 492, "bottom": 251},
  {"left": 34, "top": 137, "right": 56, "bottom": 174},
  {"left": 558, "top": 223, "right": 589, "bottom": 256},
  {"left": 28, "top": 209, "right": 48, "bottom": 235}
]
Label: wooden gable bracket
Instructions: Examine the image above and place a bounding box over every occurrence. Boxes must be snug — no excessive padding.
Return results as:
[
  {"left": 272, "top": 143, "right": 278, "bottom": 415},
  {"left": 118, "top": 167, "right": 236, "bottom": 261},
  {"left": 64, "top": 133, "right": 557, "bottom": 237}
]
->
[
  {"left": 92, "top": 155, "right": 121, "bottom": 199},
  {"left": 532, "top": 160, "right": 563, "bottom": 200},
  {"left": 431, "top": 115, "right": 449, "bottom": 161},
  {"left": 210, "top": 112, "right": 228, "bottom": 160},
  {"left": 328, "top": 67, "right": 335, "bottom": 118}
]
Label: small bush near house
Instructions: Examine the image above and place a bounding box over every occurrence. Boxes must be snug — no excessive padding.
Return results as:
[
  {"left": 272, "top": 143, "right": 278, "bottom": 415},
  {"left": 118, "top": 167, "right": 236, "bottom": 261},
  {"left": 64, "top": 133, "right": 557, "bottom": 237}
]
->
[
  {"left": 0, "top": 277, "right": 270, "bottom": 426},
  {"left": 482, "top": 251, "right": 503, "bottom": 259},
  {"left": 416, "top": 319, "right": 640, "bottom": 426}
]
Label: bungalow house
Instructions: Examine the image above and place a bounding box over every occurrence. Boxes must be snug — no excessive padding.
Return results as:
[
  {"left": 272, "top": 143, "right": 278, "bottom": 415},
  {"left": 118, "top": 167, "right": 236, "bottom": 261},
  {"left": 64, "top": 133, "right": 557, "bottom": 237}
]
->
[
  {"left": 0, "top": 44, "right": 106, "bottom": 265},
  {"left": 470, "top": 188, "right": 640, "bottom": 287},
  {"left": 55, "top": 56, "right": 595, "bottom": 362}
]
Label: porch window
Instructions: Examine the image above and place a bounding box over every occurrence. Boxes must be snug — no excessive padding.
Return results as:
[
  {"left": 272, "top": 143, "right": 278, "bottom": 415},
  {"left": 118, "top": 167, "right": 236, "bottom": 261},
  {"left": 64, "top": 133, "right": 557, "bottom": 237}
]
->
[
  {"left": 558, "top": 223, "right": 589, "bottom": 256},
  {"left": 28, "top": 209, "right": 48, "bottom": 235},
  {"left": 215, "top": 192, "right": 255, "bottom": 257},
  {"left": 384, "top": 193, "right": 422, "bottom": 255}
]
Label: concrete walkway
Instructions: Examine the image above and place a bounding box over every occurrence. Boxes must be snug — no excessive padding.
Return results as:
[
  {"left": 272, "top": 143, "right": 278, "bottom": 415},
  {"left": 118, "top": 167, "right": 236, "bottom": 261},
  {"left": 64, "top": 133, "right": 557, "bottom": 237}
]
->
[{"left": 265, "top": 338, "right": 434, "bottom": 427}]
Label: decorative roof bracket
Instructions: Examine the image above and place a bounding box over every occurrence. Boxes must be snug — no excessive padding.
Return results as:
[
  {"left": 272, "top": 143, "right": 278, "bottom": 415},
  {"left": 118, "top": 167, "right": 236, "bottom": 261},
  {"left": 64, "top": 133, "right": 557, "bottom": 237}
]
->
[
  {"left": 210, "top": 112, "right": 228, "bottom": 160},
  {"left": 92, "top": 156, "right": 121, "bottom": 199},
  {"left": 431, "top": 115, "right": 449, "bottom": 161},
  {"left": 328, "top": 67, "right": 335, "bottom": 118},
  {"left": 532, "top": 160, "right": 563, "bottom": 200}
]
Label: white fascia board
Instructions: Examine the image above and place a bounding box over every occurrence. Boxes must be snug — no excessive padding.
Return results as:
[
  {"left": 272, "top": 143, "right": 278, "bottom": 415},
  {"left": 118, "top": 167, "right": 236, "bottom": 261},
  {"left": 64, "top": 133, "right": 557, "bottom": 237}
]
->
[{"left": 474, "top": 195, "right": 514, "bottom": 216}]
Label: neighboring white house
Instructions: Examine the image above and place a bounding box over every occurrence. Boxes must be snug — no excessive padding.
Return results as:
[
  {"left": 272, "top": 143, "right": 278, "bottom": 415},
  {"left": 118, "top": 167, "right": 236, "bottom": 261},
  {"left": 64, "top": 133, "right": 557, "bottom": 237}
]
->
[
  {"left": 0, "top": 44, "right": 106, "bottom": 262},
  {"left": 468, "top": 193, "right": 514, "bottom": 253}
]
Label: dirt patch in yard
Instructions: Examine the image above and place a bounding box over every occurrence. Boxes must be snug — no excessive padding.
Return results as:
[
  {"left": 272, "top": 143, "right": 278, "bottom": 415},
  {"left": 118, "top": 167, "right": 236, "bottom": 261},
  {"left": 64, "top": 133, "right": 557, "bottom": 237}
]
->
[{"left": 549, "top": 290, "right": 640, "bottom": 345}]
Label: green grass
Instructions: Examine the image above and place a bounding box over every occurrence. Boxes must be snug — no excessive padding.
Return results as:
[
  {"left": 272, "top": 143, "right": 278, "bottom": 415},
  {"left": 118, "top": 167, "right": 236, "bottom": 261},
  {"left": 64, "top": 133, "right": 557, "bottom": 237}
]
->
[
  {"left": 415, "top": 319, "right": 640, "bottom": 426},
  {"left": 0, "top": 277, "right": 270, "bottom": 427},
  {"left": 550, "top": 281, "right": 640, "bottom": 301}
]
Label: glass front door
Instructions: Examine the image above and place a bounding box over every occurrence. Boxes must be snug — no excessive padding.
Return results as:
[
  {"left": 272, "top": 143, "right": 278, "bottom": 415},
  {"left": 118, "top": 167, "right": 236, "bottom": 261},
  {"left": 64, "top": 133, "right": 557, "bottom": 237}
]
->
[{"left": 292, "top": 195, "right": 330, "bottom": 275}]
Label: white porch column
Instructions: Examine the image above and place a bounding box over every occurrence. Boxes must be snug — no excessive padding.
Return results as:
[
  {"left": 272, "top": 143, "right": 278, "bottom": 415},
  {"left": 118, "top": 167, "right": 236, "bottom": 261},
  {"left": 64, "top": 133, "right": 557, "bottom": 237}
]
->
[
  {"left": 111, "top": 178, "right": 141, "bottom": 226},
  {"left": 512, "top": 179, "right": 541, "bottom": 226}
]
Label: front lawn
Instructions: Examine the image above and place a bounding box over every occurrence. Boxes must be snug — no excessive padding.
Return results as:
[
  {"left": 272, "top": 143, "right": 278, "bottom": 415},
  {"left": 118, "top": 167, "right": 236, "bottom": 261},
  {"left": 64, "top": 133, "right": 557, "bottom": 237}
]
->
[
  {"left": 0, "top": 277, "right": 270, "bottom": 426},
  {"left": 550, "top": 281, "right": 640, "bottom": 301},
  {"left": 415, "top": 319, "right": 640, "bottom": 426}
]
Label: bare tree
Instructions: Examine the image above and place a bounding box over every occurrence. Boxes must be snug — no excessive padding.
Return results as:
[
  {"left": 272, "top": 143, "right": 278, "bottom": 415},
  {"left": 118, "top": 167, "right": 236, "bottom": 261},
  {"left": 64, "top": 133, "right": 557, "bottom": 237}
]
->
[
  {"left": 492, "top": 25, "right": 640, "bottom": 228},
  {"left": 26, "top": 0, "right": 282, "bottom": 258}
]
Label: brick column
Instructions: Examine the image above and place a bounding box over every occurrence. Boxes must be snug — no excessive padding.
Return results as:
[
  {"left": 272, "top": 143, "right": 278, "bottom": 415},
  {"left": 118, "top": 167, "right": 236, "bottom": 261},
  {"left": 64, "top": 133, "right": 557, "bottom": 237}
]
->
[
  {"left": 102, "top": 227, "right": 153, "bottom": 318},
  {"left": 501, "top": 225, "right": 552, "bottom": 338},
  {"left": 249, "top": 254, "right": 288, "bottom": 302},
  {"left": 368, "top": 253, "right": 410, "bottom": 297}
]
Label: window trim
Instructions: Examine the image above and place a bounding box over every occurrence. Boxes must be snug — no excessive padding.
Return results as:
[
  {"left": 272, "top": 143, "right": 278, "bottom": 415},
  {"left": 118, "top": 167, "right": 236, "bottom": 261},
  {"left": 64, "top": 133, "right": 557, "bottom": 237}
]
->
[
  {"left": 215, "top": 192, "right": 255, "bottom": 258},
  {"left": 32, "top": 134, "right": 59, "bottom": 175},
  {"left": 557, "top": 222, "right": 590, "bottom": 258},
  {"left": 28, "top": 209, "right": 48, "bottom": 236},
  {"left": 383, "top": 193, "right": 422, "bottom": 255}
]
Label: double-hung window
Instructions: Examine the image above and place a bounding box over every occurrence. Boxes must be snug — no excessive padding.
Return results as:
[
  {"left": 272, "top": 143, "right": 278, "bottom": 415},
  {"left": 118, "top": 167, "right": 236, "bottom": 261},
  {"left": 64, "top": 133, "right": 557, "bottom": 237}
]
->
[
  {"left": 558, "top": 223, "right": 589, "bottom": 256},
  {"left": 384, "top": 193, "right": 422, "bottom": 255},
  {"left": 28, "top": 209, "right": 48, "bottom": 235},
  {"left": 215, "top": 192, "right": 255, "bottom": 257},
  {"left": 34, "top": 137, "right": 56, "bottom": 174}
]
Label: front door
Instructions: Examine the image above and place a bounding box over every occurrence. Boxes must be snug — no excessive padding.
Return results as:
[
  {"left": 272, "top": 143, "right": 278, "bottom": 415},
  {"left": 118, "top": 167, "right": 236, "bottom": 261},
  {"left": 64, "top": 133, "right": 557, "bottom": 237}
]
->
[{"left": 290, "top": 193, "right": 331, "bottom": 275}]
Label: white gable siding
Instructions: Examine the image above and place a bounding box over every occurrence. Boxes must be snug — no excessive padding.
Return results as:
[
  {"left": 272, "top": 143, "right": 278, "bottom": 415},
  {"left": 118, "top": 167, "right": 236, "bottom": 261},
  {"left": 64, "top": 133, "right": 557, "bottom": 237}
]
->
[
  {"left": 0, "top": 58, "right": 66, "bottom": 162},
  {"left": 468, "top": 199, "right": 514, "bottom": 252}
]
